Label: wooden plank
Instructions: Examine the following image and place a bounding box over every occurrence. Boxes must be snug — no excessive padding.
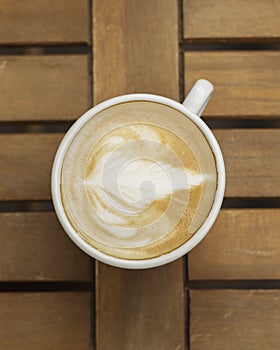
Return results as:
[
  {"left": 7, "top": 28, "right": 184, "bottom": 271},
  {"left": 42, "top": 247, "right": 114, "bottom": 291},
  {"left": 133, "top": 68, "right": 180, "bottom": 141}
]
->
[
  {"left": 0, "top": 212, "right": 90, "bottom": 281},
  {"left": 93, "top": 1, "right": 185, "bottom": 350},
  {"left": 96, "top": 262, "right": 185, "bottom": 350},
  {"left": 0, "top": 55, "right": 89, "bottom": 121},
  {"left": 183, "top": 0, "right": 280, "bottom": 40},
  {"left": 189, "top": 209, "right": 280, "bottom": 280},
  {"left": 1, "top": 129, "right": 278, "bottom": 201},
  {"left": 0, "top": 292, "right": 90, "bottom": 350},
  {"left": 93, "top": 0, "right": 179, "bottom": 104},
  {"left": 0, "top": 0, "right": 89, "bottom": 44},
  {"left": 184, "top": 51, "right": 280, "bottom": 118},
  {"left": 214, "top": 129, "right": 280, "bottom": 198},
  {"left": 0, "top": 133, "right": 63, "bottom": 200},
  {"left": 190, "top": 290, "right": 280, "bottom": 350}
]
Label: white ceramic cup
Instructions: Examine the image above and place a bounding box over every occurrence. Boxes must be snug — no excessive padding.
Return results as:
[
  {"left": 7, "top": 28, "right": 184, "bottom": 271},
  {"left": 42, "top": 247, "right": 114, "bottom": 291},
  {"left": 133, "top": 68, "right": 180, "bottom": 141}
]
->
[{"left": 51, "top": 79, "right": 225, "bottom": 269}]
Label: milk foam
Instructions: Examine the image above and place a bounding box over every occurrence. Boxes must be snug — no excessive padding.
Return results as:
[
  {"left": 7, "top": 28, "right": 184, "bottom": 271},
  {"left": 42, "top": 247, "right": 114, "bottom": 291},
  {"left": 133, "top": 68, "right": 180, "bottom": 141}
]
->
[{"left": 61, "top": 101, "right": 217, "bottom": 259}]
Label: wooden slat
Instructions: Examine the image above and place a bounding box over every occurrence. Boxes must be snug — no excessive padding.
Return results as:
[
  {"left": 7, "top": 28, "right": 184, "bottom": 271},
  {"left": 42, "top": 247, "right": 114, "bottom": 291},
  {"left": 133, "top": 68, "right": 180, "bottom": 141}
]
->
[
  {"left": 190, "top": 290, "right": 280, "bottom": 350},
  {"left": 0, "top": 134, "right": 63, "bottom": 200},
  {"left": 183, "top": 0, "right": 280, "bottom": 40},
  {"left": 1, "top": 129, "right": 278, "bottom": 201},
  {"left": 184, "top": 51, "right": 280, "bottom": 118},
  {"left": 0, "top": 0, "right": 89, "bottom": 44},
  {"left": 94, "top": 0, "right": 179, "bottom": 104},
  {"left": 189, "top": 209, "right": 280, "bottom": 280},
  {"left": 93, "top": 1, "right": 185, "bottom": 349},
  {"left": 0, "top": 212, "right": 90, "bottom": 281},
  {"left": 214, "top": 129, "right": 280, "bottom": 198},
  {"left": 0, "top": 292, "right": 90, "bottom": 350},
  {"left": 0, "top": 55, "right": 89, "bottom": 121},
  {"left": 96, "top": 262, "right": 185, "bottom": 350}
]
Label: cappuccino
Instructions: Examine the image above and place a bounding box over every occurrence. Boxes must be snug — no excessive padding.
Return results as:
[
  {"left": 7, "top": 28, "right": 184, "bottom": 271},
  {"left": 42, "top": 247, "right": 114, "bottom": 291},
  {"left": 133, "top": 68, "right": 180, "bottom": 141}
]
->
[{"left": 61, "top": 101, "right": 217, "bottom": 260}]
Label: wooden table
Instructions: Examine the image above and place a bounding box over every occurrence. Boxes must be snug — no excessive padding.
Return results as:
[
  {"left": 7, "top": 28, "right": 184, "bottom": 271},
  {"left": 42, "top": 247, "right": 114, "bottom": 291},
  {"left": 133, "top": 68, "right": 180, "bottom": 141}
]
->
[{"left": 0, "top": 1, "right": 279, "bottom": 349}]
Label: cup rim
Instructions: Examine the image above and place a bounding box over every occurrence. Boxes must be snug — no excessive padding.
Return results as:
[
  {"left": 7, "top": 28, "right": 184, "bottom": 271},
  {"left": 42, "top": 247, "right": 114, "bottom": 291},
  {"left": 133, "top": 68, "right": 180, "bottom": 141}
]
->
[{"left": 51, "top": 93, "right": 226, "bottom": 269}]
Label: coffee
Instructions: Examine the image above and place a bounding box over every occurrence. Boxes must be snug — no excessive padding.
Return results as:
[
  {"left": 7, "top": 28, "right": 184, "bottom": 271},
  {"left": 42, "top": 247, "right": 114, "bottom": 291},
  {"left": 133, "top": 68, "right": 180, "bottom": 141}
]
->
[{"left": 61, "top": 101, "right": 217, "bottom": 260}]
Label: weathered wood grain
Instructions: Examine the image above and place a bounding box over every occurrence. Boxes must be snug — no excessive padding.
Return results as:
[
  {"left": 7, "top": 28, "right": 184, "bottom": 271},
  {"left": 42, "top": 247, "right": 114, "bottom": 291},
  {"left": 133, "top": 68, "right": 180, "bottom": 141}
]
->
[
  {"left": 93, "top": 0, "right": 179, "bottom": 104},
  {"left": 93, "top": 1, "right": 185, "bottom": 349},
  {"left": 96, "top": 262, "right": 185, "bottom": 350},
  {"left": 214, "top": 129, "right": 280, "bottom": 198},
  {"left": 0, "top": 55, "right": 89, "bottom": 121},
  {"left": 0, "top": 292, "right": 90, "bottom": 350},
  {"left": 189, "top": 209, "right": 280, "bottom": 280},
  {"left": 0, "top": 133, "right": 63, "bottom": 200},
  {"left": 0, "top": 212, "right": 90, "bottom": 281},
  {"left": 190, "top": 290, "right": 280, "bottom": 350},
  {"left": 184, "top": 51, "right": 280, "bottom": 118},
  {"left": 0, "top": 0, "right": 89, "bottom": 44},
  {"left": 183, "top": 0, "right": 280, "bottom": 40}
]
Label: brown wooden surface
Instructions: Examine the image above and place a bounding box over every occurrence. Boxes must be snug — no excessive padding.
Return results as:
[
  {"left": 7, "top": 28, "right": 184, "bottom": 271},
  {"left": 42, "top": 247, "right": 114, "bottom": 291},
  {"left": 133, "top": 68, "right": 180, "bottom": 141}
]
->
[
  {"left": 183, "top": 0, "right": 280, "bottom": 40},
  {"left": 190, "top": 290, "right": 280, "bottom": 350},
  {"left": 0, "top": 55, "right": 89, "bottom": 121},
  {"left": 214, "top": 129, "right": 280, "bottom": 198},
  {"left": 96, "top": 262, "right": 185, "bottom": 350},
  {"left": 93, "top": 0, "right": 179, "bottom": 104},
  {"left": 93, "top": 1, "right": 185, "bottom": 349},
  {"left": 0, "top": 0, "right": 279, "bottom": 348},
  {"left": 1, "top": 129, "right": 278, "bottom": 201},
  {"left": 0, "top": 0, "right": 89, "bottom": 44},
  {"left": 185, "top": 51, "right": 280, "bottom": 118},
  {"left": 189, "top": 209, "right": 280, "bottom": 280},
  {"left": 0, "top": 212, "right": 90, "bottom": 281},
  {"left": 0, "top": 292, "right": 90, "bottom": 350},
  {"left": 0, "top": 134, "right": 63, "bottom": 200}
]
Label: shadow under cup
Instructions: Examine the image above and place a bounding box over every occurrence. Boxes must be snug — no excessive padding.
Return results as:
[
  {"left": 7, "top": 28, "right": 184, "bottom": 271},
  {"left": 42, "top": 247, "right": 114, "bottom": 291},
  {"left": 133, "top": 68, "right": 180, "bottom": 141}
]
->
[{"left": 52, "top": 95, "right": 225, "bottom": 269}]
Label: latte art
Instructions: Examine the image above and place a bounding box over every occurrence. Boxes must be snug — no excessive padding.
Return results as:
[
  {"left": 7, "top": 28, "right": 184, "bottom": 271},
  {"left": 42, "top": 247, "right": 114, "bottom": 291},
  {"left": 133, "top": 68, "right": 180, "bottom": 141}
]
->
[
  {"left": 61, "top": 101, "right": 217, "bottom": 259},
  {"left": 85, "top": 125, "right": 197, "bottom": 241}
]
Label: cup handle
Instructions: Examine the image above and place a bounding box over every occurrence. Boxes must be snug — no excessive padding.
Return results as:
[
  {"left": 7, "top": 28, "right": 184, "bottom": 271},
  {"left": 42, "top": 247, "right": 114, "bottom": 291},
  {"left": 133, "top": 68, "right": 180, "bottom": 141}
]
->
[{"left": 182, "top": 79, "right": 214, "bottom": 117}]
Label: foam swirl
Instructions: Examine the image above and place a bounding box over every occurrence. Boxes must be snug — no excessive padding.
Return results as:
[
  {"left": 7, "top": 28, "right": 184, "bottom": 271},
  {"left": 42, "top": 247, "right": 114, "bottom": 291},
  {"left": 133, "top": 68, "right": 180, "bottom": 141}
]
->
[{"left": 61, "top": 101, "right": 217, "bottom": 259}]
